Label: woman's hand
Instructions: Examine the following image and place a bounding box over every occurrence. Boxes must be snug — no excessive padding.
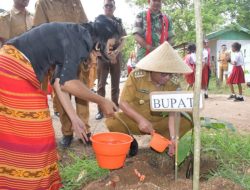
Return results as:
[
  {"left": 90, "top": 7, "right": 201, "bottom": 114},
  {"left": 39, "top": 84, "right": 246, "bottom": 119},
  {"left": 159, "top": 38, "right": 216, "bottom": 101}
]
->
[
  {"left": 71, "top": 115, "right": 89, "bottom": 144},
  {"left": 138, "top": 118, "right": 154, "bottom": 134},
  {"left": 99, "top": 98, "right": 118, "bottom": 118}
]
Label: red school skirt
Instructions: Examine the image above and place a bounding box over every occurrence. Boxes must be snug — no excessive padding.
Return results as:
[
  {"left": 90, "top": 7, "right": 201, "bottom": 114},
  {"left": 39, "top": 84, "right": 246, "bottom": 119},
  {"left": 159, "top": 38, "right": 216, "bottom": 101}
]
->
[
  {"left": 185, "top": 65, "right": 195, "bottom": 85},
  {"left": 201, "top": 64, "right": 209, "bottom": 89},
  {"left": 227, "top": 65, "right": 245, "bottom": 84}
]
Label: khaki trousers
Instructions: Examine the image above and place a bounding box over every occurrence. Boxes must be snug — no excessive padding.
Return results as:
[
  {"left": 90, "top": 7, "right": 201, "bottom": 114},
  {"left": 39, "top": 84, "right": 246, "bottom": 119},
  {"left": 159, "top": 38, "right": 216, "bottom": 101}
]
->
[
  {"left": 58, "top": 64, "right": 90, "bottom": 136},
  {"left": 219, "top": 65, "right": 228, "bottom": 83},
  {"left": 106, "top": 112, "right": 193, "bottom": 139}
]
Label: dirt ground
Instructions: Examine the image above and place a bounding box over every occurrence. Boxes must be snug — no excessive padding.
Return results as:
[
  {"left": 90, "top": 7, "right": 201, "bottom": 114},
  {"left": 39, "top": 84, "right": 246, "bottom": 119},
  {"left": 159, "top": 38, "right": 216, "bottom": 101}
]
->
[
  {"left": 83, "top": 149, "right": 244, "bottom": 190},
  {"left": 51, "top": 78, "right": 249, "bottom": 189}
]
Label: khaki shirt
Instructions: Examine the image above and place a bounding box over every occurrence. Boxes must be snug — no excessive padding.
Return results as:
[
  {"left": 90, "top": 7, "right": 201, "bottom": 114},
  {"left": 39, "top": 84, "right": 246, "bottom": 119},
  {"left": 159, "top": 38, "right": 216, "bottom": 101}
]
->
[
  {"left": 0, "top": 8, "right": 33, "bottom": 40},
  {"left": 33, "top": 0, "right": 88, "bottom": 26},
  {"left": 120, "top": 69, "right": 179, "bottom": 122},
  {"left": 219, "top": 51, "right": 230, "bottom": 67}
]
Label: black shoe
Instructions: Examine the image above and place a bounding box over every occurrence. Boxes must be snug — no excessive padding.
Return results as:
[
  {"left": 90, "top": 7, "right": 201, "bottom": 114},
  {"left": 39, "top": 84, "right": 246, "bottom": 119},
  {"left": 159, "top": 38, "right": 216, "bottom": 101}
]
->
[
  {"left": 95, "top": 112, "right": 103, "bottom": 120},
  {"left": 234, "top": 96, "right": 244, "bottom": 102},
  {"left": 79, "top": 132, "right": 92, "bottom": 145},
  {"left": 60, "top": 135, "right": 73, "bottom": 148},
  {"left": 204, "top": 94, "right": 208, "bottom": 99},
  {"left": 54, "top": 112, "right": 60, "bottom": 117},
  {"left": 128, "top": 138, "right": 138, "bottom": 157},
  {"left": 227, "top": 94, "right": 236, "bottom": 100}
]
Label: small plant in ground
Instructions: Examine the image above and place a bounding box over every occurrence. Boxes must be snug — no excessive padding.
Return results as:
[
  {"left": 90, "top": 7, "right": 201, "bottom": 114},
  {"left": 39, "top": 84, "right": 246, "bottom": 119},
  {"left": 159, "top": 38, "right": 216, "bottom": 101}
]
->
[
  {"left": 201, "top": 130, "right": 250, "bottom": 189},
  {"left": 60, "top": 152, "right": 109, "bottom": 190}
]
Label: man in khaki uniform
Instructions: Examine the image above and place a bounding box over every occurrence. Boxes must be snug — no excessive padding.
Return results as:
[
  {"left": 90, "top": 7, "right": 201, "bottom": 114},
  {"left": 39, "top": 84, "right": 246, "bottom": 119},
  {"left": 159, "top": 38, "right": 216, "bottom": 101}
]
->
[
  {"left": 33, "top": 0, "right": 92, "bottom": 148},
  {"left": 106, "top": 42, "right": 193, "bottom": 156},
  {"left": 0, "top": 0, "right": 33, "bottom": 47},
  {"left": 218, "top": 44, "right": 230, "bottom": 83}
]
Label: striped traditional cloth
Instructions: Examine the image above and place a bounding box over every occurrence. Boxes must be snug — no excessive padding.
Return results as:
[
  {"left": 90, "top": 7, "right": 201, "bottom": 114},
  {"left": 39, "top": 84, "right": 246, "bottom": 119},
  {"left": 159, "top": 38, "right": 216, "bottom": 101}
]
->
[{"left": 0, "top": 45, "right": 62, "bottom": 190}]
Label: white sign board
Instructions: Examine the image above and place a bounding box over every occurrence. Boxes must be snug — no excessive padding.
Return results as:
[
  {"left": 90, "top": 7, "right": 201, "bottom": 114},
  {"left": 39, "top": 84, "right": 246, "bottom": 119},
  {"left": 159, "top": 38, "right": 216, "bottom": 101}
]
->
[{"left": 150, "top": 91, "right": 204, "bottom": 112}]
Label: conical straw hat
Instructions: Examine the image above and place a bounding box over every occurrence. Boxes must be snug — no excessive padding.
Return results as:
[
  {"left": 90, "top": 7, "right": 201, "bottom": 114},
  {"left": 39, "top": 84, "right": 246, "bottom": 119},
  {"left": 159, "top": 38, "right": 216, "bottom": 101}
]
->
[{"left": 136, "top": 42, "right": 192, "bottom": 74}]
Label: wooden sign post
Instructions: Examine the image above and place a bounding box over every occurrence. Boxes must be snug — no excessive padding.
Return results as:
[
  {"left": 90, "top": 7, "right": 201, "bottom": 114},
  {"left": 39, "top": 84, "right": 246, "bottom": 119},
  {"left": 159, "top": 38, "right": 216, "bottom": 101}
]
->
[{"left": 150, "top": 91, "right": 203, "bottom": 181}]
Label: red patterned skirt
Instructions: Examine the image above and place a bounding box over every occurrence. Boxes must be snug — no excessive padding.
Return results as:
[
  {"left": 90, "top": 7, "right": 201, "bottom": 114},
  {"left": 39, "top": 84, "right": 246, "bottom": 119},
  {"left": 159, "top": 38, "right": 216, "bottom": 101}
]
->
[
  {"left": 0, "top": 45, "right": 61, "bottom": 190},
  {"left": 227, "top": 65, "right": 245, "bottom": 84}
]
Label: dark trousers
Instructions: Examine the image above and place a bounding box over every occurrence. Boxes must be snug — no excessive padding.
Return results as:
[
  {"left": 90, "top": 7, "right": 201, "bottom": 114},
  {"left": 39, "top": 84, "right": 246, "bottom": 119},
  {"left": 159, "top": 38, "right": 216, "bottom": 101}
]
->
[{"left": 97, "top": 57, "right": 121, "bottom": 112}]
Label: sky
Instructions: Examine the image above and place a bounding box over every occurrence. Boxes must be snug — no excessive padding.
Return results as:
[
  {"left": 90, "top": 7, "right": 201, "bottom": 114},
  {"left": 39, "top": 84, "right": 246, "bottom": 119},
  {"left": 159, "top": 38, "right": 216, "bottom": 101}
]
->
[{"left": 0, "top": 0, "right": 139, "bottom": 29}]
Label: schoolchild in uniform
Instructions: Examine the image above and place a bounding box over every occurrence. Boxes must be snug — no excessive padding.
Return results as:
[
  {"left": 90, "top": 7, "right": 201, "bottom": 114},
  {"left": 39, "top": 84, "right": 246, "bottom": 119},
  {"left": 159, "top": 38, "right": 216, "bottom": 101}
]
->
[
  {"left": 184, "top": 43, "right": 196, "bottom": 90},
  {"left": 227, "top": 42, "right": 245, "bottom": 102}
]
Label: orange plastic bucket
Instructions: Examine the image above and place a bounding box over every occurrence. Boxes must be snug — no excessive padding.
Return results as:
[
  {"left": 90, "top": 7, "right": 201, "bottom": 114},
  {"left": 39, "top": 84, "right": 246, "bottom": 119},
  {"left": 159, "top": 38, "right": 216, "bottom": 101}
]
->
[
  {"left": 91, "top": 132, "right": 133, "bottom": 169},
  {"left": 150, "top": 132, "right": 172, "bottom": 152}
]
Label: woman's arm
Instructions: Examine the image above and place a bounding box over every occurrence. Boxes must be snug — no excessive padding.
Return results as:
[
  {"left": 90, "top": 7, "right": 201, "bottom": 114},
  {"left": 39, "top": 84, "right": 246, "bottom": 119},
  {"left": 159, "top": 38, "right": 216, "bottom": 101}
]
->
[
  {"left": 53, "top": 78, "right": 88, "bottom": 143},
  {"left": 60, "top": 79, "right": 118, "bottom": 117}
]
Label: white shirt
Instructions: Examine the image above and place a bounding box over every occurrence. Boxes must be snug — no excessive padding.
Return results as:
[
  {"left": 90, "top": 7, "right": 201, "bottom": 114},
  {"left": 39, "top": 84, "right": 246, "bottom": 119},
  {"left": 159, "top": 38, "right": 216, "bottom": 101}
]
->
[
  {"left": 190, "top": 53, "right": 196, "bottom": 65},
  {"left": 231, "top": 52, "right": 244, "bottom": 66},
  {"left": 127, "top": 58, "right": 136, "bottom": 67},
  {"left": 202, "top": 49, "right": 208, "bottom": 64}
]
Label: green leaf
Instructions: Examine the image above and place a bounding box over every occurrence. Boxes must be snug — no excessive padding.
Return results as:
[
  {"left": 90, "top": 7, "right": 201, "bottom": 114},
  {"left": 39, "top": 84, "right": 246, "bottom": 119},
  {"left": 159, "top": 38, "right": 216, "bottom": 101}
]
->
[{"left": 177, "top": 132, "right": 192, "bottom": 165}]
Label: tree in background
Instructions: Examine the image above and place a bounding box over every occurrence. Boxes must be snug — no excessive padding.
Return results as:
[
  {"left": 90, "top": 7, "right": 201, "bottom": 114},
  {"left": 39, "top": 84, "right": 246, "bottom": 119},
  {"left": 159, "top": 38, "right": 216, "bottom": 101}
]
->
[
  {"left": 121, "top": 35, "right": 136, "bottom": 70},
  {"left": 126, "top": 0, "right": 250, "bottom": 45}
]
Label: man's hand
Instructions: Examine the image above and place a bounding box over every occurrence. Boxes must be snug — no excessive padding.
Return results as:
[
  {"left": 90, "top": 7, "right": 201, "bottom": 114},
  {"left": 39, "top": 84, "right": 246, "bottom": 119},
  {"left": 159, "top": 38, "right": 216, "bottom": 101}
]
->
[
  {"left": 71, "top": 116, "right": 88, "bottom": 144},
  {"left": 138, "top": 118, "right": 154, "bottom": 134},
  {"left": 99, "top": 98, "right": 118, "bottom": 118}
]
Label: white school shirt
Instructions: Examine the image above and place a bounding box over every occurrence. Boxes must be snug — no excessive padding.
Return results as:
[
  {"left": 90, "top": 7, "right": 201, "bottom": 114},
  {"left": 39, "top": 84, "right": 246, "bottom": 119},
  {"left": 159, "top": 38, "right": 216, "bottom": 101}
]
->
[
  {"left": 231, "top": 52, "right": 244, "bottom": 66},
  {"left": 202, "top": 49, "right": 208, "bottom": 64},
  {"left": 190, "top": 53, "right": 196, "bottom": 65}
]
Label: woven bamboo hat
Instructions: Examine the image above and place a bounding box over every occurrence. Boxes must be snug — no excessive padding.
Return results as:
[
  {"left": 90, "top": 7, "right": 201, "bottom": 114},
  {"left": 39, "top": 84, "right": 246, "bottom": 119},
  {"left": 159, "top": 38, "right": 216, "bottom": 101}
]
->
[{"left": 136, "top": 42, "right": 192, "bottom": 74}]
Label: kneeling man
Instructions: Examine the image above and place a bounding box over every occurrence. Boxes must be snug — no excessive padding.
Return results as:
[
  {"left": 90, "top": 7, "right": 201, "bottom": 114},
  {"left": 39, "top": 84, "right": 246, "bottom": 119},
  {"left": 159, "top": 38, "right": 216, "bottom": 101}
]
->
[{"left": 106, "top": 42, "right": 193, "bottom": 156}]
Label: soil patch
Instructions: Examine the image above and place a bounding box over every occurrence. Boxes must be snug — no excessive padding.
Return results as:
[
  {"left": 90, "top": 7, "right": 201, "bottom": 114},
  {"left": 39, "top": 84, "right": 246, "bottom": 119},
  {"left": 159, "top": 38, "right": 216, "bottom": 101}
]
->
[{"left": 81, "top": 149, "right": 244, "bottom": 190}]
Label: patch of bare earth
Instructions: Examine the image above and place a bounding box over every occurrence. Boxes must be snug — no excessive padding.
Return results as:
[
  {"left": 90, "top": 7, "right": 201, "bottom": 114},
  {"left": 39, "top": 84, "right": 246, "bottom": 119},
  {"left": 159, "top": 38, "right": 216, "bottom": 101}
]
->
[
  {"left": 82, "top": 149, "right": 244, "bottom": 190},
  {"left": 52, "top": 89, "right": 249, "bottom": 190},
  {"left": 200, "top": 94, "right": 250, "bottom": 133}
]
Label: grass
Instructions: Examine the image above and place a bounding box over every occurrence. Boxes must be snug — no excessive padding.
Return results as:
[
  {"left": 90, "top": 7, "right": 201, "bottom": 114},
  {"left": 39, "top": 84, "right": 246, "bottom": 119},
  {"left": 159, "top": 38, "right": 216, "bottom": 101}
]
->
[
  {"left": 58, "top": 75, "right": 250, "bottom": 189},
  {"left": 180, "top": 75, "right": 250, "bottom": 96},
  {"left": 60, "top": 152, "right": 109, "bottom": 190},
  {"left": 208, "top": 76, "right": 250, "bottom": 96},
  {"left": 201, "top": 129, "right": 250, "bottom": 189}
]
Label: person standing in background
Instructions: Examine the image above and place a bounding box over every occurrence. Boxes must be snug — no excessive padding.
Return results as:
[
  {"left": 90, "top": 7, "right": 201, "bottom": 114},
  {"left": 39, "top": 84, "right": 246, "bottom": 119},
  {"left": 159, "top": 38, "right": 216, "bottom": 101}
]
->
[
  {"left": 127, "top": 51, "right": 136, "bottom": 75},
  {"left": 133, "top": 0, "right": 174, "bottom": 62},
  {"left": 218, "top": 44, "right": 230, "bottom": 83},
  {"left": 0, "top": 0, "right": 33, "bottom": 47},
  {"left": 95, "top": 0, "right": 126, "bottom": 120},
  {"left": 202, "top": 39, "right": 211, "bottom": 98},
  {"left": 33, "top": 0, "right": 92, "bottom": 148},
  {"left": 227, "top": 42, "right": 245, "bottom": 102},
  {"left": 184, "top": 43, "right": 196, "bottom": 90}
]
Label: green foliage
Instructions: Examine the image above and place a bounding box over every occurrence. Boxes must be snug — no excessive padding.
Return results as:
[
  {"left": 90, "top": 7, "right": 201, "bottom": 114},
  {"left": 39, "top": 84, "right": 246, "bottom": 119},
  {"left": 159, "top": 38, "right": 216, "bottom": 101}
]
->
[
  {"left": 60, "top": 153, "right": 109, "bottom": 190},
  {"left": 201, "top": 130, "right": 250, "bottom": 189},
  {"left": 200, "top": 117, "right": 235, "bottom": 131},
  {"left": 121, "top": 35, "right": 136, "bottom": 69},
  {"left": 207, "top": 76, "right": 250, "bottom": 96},
  {"left": 126, "top": 0, "right": 250, "bottom": 45},
  {"left": 178, "top": 131, "right": 193, "bottom": 165},
  {"left": 178, "top": 117, "right": 235, "bottom": 165}
]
